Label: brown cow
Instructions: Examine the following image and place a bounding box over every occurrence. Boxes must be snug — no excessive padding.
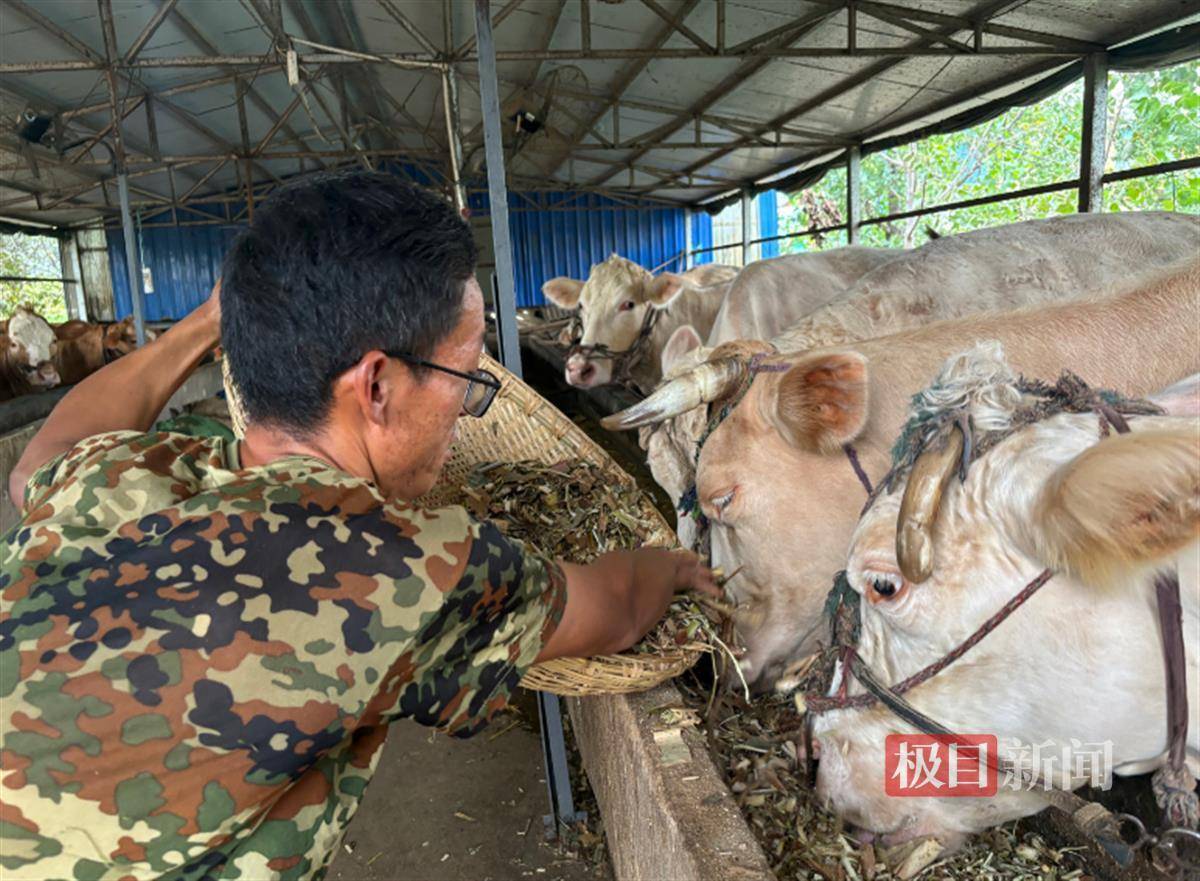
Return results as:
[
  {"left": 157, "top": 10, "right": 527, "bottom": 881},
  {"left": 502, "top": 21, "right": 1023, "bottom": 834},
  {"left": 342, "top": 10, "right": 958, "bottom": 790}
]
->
[{"left": 52, "top": 317, "right": 146, "bottom": 385}]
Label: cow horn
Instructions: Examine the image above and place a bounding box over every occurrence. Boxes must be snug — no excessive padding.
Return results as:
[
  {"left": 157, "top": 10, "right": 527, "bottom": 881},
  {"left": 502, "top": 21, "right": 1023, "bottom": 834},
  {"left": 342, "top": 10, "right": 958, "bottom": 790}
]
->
[
  {"left": 896, "top": 425, "right": 965, "bottom": 584},
  {"left": 600, "top": 358, "right": 746, "bottom": 430}
]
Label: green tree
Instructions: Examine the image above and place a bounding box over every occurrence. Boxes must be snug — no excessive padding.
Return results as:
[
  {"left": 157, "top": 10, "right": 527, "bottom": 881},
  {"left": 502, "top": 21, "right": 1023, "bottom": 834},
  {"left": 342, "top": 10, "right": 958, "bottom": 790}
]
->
[
  {"left": 779, "top": 61, "right": 1199, "bottom": 250},
  {"left": 1, "top": 233, "right": 68, "bottom": 322}
]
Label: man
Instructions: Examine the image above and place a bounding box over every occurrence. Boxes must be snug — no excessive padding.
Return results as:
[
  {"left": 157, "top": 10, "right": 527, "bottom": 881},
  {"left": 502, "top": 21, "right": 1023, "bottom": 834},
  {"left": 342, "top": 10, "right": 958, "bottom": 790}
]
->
[{"left": 1, "top": 171, "right": 716, "bottom": 880}]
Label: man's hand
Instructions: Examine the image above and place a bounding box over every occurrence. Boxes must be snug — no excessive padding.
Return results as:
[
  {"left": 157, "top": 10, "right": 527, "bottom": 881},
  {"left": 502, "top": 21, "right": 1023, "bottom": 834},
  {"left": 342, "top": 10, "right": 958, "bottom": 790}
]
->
[
  {"left": 200, "top": 278, "right": 222, "bottom": 331},
  {"left": 668, "top": 549, "right": 721, "bottom": 598},
  {"left": 535, "top": 547, "right": 719, "bottom": 663}
]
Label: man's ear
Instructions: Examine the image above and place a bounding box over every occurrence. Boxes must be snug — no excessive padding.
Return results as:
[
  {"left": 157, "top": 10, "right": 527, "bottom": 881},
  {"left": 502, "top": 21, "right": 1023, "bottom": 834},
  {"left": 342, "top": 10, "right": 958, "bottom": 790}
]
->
[
  {"left": 767, "top": 351, "right": 869, "bottom": 454},
  {"left": 661, "top": 325, "right": 703, "bottom": 376},
  {"left": 542, "top": 277, "right": 584, "bottom": 308},
  {"left": 644, "top": 273, "right": 687, "bottom": 308},
  {"left": 338, "top": 351, "right": 394, "bottom": 426},
  {"left": 1027, "top": 426, "right": 1199, "bottom": 586}
]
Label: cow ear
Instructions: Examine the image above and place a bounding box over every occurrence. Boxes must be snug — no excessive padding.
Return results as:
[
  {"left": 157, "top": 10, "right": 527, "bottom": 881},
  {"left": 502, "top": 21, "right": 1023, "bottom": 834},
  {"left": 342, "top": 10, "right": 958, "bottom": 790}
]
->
[
  {"left": 769, "top": 351, "right": 868, "bottom": 454},
  {"left": 542, "top": 277, "right": 584, "bottom": 308},
  {"left": 1029, "top": 427, "right": 1199, "bottom": 586},
  {"left": 644, "top": 273, "right": 686, "bottom": 308},
  {"left": 661, "top": 325, "right": 702, "bottom": 376},
  {"left": 1150, "top": 373, "right": 1200, "bottom": 418}
]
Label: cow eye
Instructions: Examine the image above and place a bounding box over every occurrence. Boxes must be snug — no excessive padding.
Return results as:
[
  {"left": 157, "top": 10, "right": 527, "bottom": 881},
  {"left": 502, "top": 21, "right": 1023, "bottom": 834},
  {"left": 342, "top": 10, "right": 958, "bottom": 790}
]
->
[
  {"left": 618, "top": 300, "right": 636, "bottom": 312},
  {"left": 866, "top": 572, "right": 905, "bottom": 603}
]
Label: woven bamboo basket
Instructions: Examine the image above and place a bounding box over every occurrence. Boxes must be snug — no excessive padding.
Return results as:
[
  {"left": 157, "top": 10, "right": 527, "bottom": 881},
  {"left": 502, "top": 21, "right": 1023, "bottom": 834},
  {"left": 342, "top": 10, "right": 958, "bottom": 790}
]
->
[{"left": 221, "top": 353, "right": 707, "bottom": 696}]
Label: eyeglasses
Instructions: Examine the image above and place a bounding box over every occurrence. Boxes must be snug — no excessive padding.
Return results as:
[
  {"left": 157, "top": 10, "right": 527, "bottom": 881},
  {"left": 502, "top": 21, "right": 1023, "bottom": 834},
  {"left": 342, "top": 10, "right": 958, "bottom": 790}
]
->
[{"left": 386, "top": 351, "right": 501, "bottom": 418}]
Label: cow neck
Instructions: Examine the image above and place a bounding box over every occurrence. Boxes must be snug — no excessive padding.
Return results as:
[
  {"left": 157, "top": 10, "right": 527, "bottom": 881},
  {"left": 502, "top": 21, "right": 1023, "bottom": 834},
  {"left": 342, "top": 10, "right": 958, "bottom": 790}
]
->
[{"left": 787, "top": 374, "right": 1196, "bottom": 862}]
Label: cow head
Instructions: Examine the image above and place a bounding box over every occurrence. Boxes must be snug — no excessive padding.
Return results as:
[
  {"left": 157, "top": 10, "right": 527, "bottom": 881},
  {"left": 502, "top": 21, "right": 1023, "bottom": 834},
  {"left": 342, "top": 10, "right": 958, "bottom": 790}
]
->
[
  {"left": 638, "top": 325, "right": 708, "bottom": 547},
  {"left": 602, "top": 341, "right": 874, "bottom": 684},
  {"left": 6, "top": 307, "right": 60, "bottom": 389},
  {"left": 542, "top": 254, "right": 694, "bottom": 388},
  {"left": 103, "top": 317, "right": 144, "bottom": 358},
  {"left": 812, "top": 347, "right": 1200, "bottom": 847}
]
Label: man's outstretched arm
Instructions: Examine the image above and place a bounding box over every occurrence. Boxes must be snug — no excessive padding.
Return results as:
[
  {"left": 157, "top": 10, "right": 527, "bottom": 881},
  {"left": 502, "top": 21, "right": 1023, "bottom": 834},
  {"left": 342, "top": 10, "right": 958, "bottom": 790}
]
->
[
  {"left": 9, "top": 285, "right": 221, "bottom": 505},
  {"left": 535, "top": 548, "right": 720, "bottom": 662}
]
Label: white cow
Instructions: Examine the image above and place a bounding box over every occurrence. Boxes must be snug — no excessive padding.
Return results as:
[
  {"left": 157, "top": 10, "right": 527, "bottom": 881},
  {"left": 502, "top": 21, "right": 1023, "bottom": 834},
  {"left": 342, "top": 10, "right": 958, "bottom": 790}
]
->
[
  {"left": 643, "top": 247, "right": 903, "bottom": 546},
  {"left": 542, "top": 256, "right": 738, "bottom": 393},
  {"left": 813, "top": 344, "right": 1199, "bottom": 849},
  {"left": 618, "top": 212, "right": 1200, "bottom": 553},
  {"left": 605, "top": 213, "right": 1200, "bottom": 685},
  {"left": 4, "top": 306, "right": 60, "bottom": 393}
]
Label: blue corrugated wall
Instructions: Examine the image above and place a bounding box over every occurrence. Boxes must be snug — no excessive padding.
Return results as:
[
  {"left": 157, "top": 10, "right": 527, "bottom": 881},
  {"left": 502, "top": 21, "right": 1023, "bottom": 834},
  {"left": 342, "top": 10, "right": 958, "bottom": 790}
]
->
[
  {"left": 108, "top": 223, "right": 241, "bottom": 321},
  {"left": 692, "top": 212, "right": 714, "bottom": 266},
  {"left": 506, "top": 192, "right": 687, "bottom": 307},
  {"left": 107, "top": 185, "right": 710, "bottom": 317}
]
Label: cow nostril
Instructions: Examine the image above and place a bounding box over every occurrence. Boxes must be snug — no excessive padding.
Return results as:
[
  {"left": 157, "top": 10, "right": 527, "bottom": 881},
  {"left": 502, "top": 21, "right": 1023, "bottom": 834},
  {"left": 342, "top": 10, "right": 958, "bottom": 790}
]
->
[{"left": 579, "top": 363, "right": 596, "bottom": 381}]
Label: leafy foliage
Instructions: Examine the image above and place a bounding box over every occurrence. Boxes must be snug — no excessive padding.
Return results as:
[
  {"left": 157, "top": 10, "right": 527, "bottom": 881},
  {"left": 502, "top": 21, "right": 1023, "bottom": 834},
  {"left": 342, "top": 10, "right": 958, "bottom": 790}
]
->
[
  {"left": 1, "top": 233, "right": 68, "bottom": 322},
  {"left": 778, "top": 62, "right": 1199, "bottom": 252}
]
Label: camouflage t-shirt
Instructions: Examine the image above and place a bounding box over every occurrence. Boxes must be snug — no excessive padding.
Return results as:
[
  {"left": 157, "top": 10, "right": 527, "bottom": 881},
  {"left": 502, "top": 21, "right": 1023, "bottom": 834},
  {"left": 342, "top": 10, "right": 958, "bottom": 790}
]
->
[{"left": 0, "top": 430, "right": 566, "bottom": 881}]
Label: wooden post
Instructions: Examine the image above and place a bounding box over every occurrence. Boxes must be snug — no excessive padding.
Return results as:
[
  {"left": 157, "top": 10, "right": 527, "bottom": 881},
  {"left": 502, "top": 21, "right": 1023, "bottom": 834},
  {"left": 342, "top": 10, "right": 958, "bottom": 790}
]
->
[
  {"left": 1078, "top": 52, "right": 1108, "bottom": 213},
  {"left": 846, "top": 144, "right": 862, "bottom": 244}
]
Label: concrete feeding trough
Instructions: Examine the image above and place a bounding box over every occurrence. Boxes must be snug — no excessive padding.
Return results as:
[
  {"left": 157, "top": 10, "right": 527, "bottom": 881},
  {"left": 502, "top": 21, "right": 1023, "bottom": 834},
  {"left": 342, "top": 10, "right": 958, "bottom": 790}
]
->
[{"left": 569, "top": 684, "right": 774, "bottom": 881}]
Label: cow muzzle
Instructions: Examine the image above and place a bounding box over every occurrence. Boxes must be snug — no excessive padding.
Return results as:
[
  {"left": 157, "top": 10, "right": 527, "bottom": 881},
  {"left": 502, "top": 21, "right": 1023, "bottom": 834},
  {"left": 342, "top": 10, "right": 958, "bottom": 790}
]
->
[{"left": 565, "top": 351, "right": 611, "bottom": 388}]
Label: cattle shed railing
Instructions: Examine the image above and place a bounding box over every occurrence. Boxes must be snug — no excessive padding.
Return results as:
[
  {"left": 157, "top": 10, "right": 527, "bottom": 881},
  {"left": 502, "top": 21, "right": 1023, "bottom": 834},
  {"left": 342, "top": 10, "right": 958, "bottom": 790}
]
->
[{"left": 684, "top": 153, "right": 1200, "bottom": 262}]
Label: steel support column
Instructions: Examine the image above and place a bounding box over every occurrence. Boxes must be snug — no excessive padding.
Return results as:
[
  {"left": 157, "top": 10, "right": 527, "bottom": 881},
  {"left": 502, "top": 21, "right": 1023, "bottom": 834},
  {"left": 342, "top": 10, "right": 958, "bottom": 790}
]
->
[
  {"left": 474, "top": 0, "right": 581, "bottom": 843},
  {"left": 99, "top": 0, "right": 147, "bottom": 346},
  {"left": 116, "top": 173, "right": 147, "bottom": 346},
  {"left": 1078, "top": 52, "right": 1108, "bottom": 212},
  {"left": 846, "top": 144, "right": 862, "bottom": 244},
  {"left": 474, "top": 0, "right": 522, "bottom": 379}
]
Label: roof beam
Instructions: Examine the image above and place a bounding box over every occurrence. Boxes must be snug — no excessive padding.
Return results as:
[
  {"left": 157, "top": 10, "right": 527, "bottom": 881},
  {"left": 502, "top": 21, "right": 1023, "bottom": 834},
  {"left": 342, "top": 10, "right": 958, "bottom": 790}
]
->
[
  {"left": 638, "top": 0, "right": 713, "bottom": 53},
  {"left": 545, "top": 0, "right": 703, "bottom": 180},
  {"left": 854, "top": 3, "right": 975, "bottom": 54},
  {"left": 0, "top": 42, "right": 1096, "bottom": 75},
  {"left": 123, "top": 0, "right": 179, "bottom": 64},
  {"left": 5, "top": 0, "right": 276, "bottom": 189},
  {"left": 164, "top": 0, "right": 326, "bottom": 169},
  {"left": 455, "top": 0, "right": 524, "bottom": 59},
  {"left": 842, "top": 0, "right": 1104, "bottom": 52},
  {"left": 375, "top": 0, "right": 442, "bottom": 56},
  {"left": 588, "top": 4, "right": 840, "bottom": 186},
  {"left": 66, "top": 94, "right": 146, "bottom": 165},
  {"left": 507, "top": 0, "right": 569, "bottom": 168},
  {"left": 660, "top": 0, "right": 1028, "bottom": 191},
  {"left": 312, "top": 0, "right": 398, "bottom": 158}
]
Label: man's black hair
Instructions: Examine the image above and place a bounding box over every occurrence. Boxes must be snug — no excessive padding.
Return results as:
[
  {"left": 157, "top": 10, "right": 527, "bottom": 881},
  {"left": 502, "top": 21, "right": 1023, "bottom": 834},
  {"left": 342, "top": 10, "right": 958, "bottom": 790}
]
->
[{"left": 221, "top": 169, "right": 478, "bottom": 432}]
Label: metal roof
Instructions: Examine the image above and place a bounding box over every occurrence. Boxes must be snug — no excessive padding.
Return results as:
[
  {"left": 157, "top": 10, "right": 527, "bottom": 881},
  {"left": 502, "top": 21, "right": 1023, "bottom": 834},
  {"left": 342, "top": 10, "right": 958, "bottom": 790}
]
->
[{"left": 1, "top": 0, "right": 1197, "bottom": 227}]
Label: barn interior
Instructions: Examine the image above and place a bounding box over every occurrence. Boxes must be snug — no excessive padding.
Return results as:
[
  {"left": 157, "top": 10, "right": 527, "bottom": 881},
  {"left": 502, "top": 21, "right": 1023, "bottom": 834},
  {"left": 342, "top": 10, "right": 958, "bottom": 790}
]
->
[{"left": 2, "top": 2, "right": 1199, "bottom": 879}]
